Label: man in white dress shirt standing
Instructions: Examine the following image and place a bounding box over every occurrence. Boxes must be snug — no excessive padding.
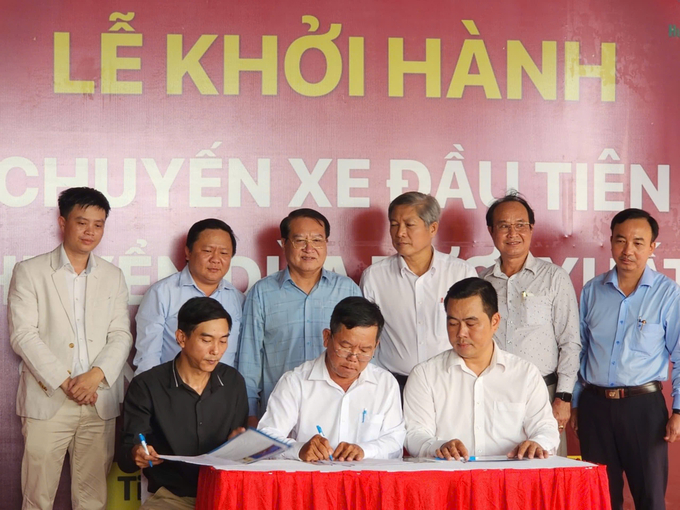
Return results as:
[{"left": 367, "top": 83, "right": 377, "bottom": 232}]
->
[
  {"left": 258, "top": 297, "right": 405, "bottom": 462},
  {"left": 360, "top": 192, "right": 476, "bottom": 393},
  {"left": 404, "top": 277, "right": 559, "bottom": 460},
  {"left": 480, "top": 193, "right": 580, "bottom": 455}
]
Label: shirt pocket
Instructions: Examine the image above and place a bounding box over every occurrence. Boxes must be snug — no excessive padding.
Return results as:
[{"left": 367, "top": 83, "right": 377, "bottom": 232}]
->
[
  {"left": 521, "top": 296, "right": 552, "bottom": 326},
  {"left": 491, "top": 401, "right": 524, "bottom": 443},
  {"left": 359, "top": 413, "right": 385, "bottom": 442},
  {"left": 630, "top": 323, "right": 664, "bottom": 357}
]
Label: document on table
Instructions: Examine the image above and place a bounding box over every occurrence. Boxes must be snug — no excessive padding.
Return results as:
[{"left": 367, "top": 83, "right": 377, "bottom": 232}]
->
[
  {"left": 466, "top": 455, "right": 529, "bottom": 462},
  {"left": 159, "top": 428, "right": 291, "bottom": 467},
  {"left": 404, "top": 455, "right": 527, "bottom": 463}
]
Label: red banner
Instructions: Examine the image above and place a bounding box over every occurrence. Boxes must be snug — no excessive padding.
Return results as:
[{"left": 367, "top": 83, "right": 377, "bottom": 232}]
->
[{"left": 2, "top": 1, "right": 680, "bottom": 506}]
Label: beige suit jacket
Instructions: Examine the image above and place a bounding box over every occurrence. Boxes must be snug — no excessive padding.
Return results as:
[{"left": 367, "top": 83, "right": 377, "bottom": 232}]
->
[{"left": 8, "top": 246, "right": 133, "bottom": 420}]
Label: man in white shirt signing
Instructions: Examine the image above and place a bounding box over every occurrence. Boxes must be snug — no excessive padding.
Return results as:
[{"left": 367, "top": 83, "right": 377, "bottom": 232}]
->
[
  {"left": 258, "top": 297, "right": 405, "bottom": 462},
  {"left": 404, "top": 277, "right": 559, "bottom": 460}
]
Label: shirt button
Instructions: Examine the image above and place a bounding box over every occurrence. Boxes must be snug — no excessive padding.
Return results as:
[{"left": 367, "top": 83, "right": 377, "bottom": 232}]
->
[
  {"left": 616, "top": 341, "right": 620, "bottom": 344},
  {"left": 611, "top": 362, "right": 615, "bottom": 365},
  {"left": 69, "top": 343, "right": 74, "bottom": 348},
  {"left": 619, "top": 321, "right": 623, "bottom": 324}
]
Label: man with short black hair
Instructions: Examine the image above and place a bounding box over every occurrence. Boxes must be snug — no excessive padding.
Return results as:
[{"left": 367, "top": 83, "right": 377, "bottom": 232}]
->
[
  {"left": 258, "top": 297, "right": 405, "bottom": 462},
  {"left": 9, "top": 186, "right": 132, "bottom": 509},
  {"left": 573, "top": 208, "right": 680, "bottom": 510},
  {"left": 360, "top": 192, "right": 476, "bottom": 393},
  {"left": 120, "top": 297, "right": 248, "bottom": 509},
  {"left": 404, "top": 277, "right": 559, "bottom": 460},
  {"left": 238, "top": 209, "right": 361, "bottom": 426},
  {"left": 134, "top": 218, "right": 244, "bottom": 374},
  {"left": 480, "top": 192, "right": 580, "bottom": 455}
]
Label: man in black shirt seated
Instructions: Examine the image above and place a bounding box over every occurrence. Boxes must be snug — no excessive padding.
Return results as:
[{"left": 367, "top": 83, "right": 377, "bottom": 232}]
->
[{"left": 120, "top": 297, "right": 248, "bottom": 509}]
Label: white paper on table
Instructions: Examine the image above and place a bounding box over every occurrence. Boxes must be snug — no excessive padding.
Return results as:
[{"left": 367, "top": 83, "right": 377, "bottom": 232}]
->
[
  {"left": 211, "top": 456, "right": 597, "bottom": 472},
  {"left": 159, "top": 428, "right": 291, "bottom": 467},
  {"left": 466, "top": 455, "right": 529, "bottom": 462}
]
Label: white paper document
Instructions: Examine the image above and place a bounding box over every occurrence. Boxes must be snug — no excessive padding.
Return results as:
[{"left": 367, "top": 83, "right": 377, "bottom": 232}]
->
[
  {"left": 210, "top": 456, "right": 596, "bottom": 472},
  {"left": 159, "top": 428, "right": 291, "bottom": 467}
]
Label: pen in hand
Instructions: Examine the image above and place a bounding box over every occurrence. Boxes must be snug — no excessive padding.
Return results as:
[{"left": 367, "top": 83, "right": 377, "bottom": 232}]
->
[
  {"left": 138, "top": 433, "right": 154, "bottom": 468},
  {"left": 316, "top": 425, "right": 334, "bottom": 461}
]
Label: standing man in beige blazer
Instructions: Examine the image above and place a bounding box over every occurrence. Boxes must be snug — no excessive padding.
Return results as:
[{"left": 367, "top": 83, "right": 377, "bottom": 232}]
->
[{"left": 8, "top": 187, "right": 133, "bottom": 510}]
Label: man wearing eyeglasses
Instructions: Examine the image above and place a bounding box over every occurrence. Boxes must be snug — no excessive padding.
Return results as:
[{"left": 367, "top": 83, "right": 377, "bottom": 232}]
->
[
  {"left": 258, "top": 297, "right": 405, "bottom": 462},
  {"left": 238, "top": 209, "right": 362, "bottom": 428},
  {"left": 479, "top": 192, "right": 580, "bottom": 456}
]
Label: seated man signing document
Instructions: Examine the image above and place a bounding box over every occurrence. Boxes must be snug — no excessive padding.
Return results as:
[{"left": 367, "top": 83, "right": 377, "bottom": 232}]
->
[
  {"left": 258, "top": 297, "right": 405, "bottom": 461},
  {"left": 404, "top": 278, "right": 559, "bottom": 460},
  {"left": 120, "top": 297, "right": 248, "bottom": 509}
]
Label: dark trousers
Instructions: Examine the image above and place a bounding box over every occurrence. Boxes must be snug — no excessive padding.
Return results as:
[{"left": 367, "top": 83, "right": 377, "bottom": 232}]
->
[{"left": 578, "top": 388, "right": 668, "bottom": 510}]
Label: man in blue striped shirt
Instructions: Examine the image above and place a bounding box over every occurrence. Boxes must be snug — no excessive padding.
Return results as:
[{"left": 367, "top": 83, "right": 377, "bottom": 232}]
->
[
  {"left": 237, "top": 209, "right": 362, "bottom": 427},
  {"left": 572, "top": 208, "right": 680, "bottom": 510}
]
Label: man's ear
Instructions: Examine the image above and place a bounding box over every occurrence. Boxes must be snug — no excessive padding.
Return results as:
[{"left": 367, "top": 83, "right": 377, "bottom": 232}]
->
[
  {"left": 490, "top": 312, "right": 501, "bottom": 332},
  {"left": 176, "top": 329, "right": 186, "bottom": 349}
]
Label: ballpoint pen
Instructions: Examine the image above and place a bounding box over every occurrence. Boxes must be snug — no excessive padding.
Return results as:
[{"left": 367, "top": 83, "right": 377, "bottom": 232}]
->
[
  {"left": 316, "top": 425, "right": 334, "bottom": 461},
  {"left": 138, "top": 433, "right": 154, "bottom": 468}
]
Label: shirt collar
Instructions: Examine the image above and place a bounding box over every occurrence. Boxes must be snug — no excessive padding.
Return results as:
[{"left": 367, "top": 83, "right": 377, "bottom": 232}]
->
[
  {"left": 606, "top": 266, "right": 655, "bottom": 290},
  {"left": 180, "top": 265, "right": 235, "bottom": 294},
  {"left": 59, "top": 244, "right": 96, "bottom": 275},
  {"left": 278, "top": 266, "right": 329, "bottom": 289},
  {"left": 491, "top": 252, "right": 536, "bottom": 277},
  {"left": 446, "top": 341, "right": 506, "bottom": 374},
  {"left": 308, "top": 352, "right": 377, "bottom": 387},
  {"left": 398, "top": 247, "right": 438, "bottom": 277},
  {"left": 170, "top": 355, "right": 224, "bottom": 391}
]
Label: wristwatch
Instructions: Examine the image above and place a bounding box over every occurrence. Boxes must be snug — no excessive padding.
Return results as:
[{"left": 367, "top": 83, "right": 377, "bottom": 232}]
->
[
  {"left": 554, "top": 392, "right": 572, "bottom": 403},
  {"left": 673, "top": 409, "right": 680, "bottom": 415}
]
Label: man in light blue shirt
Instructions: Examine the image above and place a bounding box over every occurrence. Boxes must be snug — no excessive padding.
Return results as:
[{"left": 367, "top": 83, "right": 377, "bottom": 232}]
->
[
  {"left": 237, "top": 209, "right": 362, "bottom": 427},
  {"left": 134, "top": 219, "right": 245, "bottom": 374},
  {"left": 572, "top": 208, "right": 680, "bottom": 510}
]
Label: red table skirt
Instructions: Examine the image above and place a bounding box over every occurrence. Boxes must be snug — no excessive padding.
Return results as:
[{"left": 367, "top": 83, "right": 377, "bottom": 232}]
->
[{"left": 197, "top": 465, "right": 611, "bottom": 510}]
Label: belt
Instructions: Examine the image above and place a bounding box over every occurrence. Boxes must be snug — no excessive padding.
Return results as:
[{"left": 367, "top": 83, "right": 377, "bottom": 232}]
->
[
  {"left": 543, "top": 372, "right": 558, "bottom": 386},
  {"left": 587, "top": 381, "right": 662, "bottom": 399}
]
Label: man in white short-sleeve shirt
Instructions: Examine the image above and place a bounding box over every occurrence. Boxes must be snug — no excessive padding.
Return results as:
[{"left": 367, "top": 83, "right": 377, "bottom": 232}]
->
[
  {"left": 360, "top": 192, "right": 476, "bottom": 392},
  {"left": 404, "top": 277, "right": 559, "bottom": 460}
]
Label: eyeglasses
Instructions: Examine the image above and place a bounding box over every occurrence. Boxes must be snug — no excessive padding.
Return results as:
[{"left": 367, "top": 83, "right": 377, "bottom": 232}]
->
[
  {"left": 495, "top": 222, "right": 532, "bottom": 233},
  {"left": 288, "top": 237, "right": 327, "bottom": 249},
  {"left": 332, "top": 346, "right": 374, "bottom": 362}
]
